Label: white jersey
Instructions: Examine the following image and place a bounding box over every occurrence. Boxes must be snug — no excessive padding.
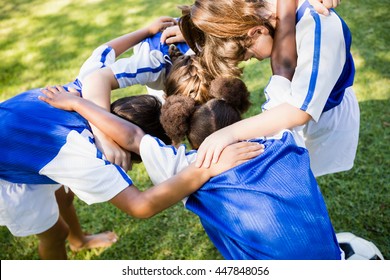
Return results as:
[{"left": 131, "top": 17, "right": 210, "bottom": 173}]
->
[
  {"left": 140, "top": 135, "right": 196, "bottom": 204},
  {"left": 262, "top": 1, "right": 360, "bottom": 177},
  {"left": 107, "top": 32, "right": 192, "bottom": 102}
]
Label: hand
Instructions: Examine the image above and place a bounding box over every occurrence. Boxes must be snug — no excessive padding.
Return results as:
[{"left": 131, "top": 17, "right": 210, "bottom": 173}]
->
[
  {"left": 93, "top": 130, "right": 132, "bottom": 171},
  {"left": 160, "top": 25, "right": 185, "bottom": 44},
  {"left": 207, "top": 141, "right": 264, "bottom": 177},
  {"left": 195, "top": 127, "right": 239, "bottom": 169},
  {"left": 309, "top": 0, "right": 341, "bottom": 16},
  {"left": 39, "top": 85, "right": 81, "bottom": 111},
  {"left": 147, "top": 16, "right": 177, "bottom": 36}
]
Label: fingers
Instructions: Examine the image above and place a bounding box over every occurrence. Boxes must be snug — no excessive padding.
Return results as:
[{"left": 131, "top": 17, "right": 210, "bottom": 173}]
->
[
  {"left": 161, "top": 26, "right": 176, "bottom": 43},
  {"left": 161, "top": 25, "right": 183, "bottom": 44},
  {"left": 159, "top": 16, "right": 177, "bottom": 25},
  {"left": 313, "top": 2, "right": 330, "bottom": 16},
  {"left": 323, "top": 0, "right": 340, "bottom": 9},
  {"left": 40, "top": 87, "right": 54, "bottom": 98},
  {"left": 202, "top": 149, "right": 215, "bottom": 169},
  {"left": 195, "top": 150, "right": 206, "bottom": 168},
  {"left": 68, "top": 87, "right": 81, "bottom": 97},
  {"left": 236, "top": 142, "right": 265, "bottom": 160}
]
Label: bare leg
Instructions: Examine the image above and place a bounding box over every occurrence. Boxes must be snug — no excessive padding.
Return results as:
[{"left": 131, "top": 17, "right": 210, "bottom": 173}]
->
[
  {"left": 55, "top": 186, "right": 118, "bottom": 251},
  {"left": 36, "top": 217, "right": 69, "bottom": 259}
]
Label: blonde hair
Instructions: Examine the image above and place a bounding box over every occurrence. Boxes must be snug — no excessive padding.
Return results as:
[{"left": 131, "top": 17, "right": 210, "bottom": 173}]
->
[
  {"left": 178, "top": 0, "right": 274, "bottom": 77},
  {"left": 164, "top": 46, "right": 211, "bottom": 104}
]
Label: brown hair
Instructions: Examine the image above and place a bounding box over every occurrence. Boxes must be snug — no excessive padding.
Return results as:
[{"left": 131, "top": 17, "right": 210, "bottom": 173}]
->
[
  {"left": 161, "top": 77, "right": 251, "bottom": 149},
  {"left": 164, "top": 45, "right": 211, "bottom": 104},
  {"left": 111, "top": 95, "right": 171, "bottom": 161},
  {"left": 164, "top": 44, "right": 243, "bottom": 104},
  {"left": 178, "top": 0, "right": 275, "bottom": 78}
]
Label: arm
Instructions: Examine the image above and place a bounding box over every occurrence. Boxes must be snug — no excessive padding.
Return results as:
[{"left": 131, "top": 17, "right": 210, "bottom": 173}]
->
[
  {"left": 106, "top": 16, "right": 177, "bottom": 57},
  {"left": 39, "top": 86, "right": 144, "bottom": 154},
  {"left": 271, "top": 0, "right": 297, "bottom": 80},
  {"left": 195, "top": 102, "right": 311, "bottom": 168},
  {"left": 110, "top": 141, "right": 264, "bottom": 218},
  {"left": 83, "top": 16, "right": 177, "bottom": 112},
  {"left": 81, "top": 17, "right": 176, "bottom": 169}
]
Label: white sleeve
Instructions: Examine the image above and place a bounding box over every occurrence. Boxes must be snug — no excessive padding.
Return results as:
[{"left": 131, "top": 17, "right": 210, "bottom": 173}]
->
[
  {"left": 76, "top": 45, "right": 116, "bottom": 84},
  {"left": 109, "top": 41, "right": 168, "bottom": 90},
  {"left": 262, "top": 75, "right": 292, "bottom": 111},
  {"left": 291, "top": 11, "right": 346, "bottom": 122},
  {"left": 139, "top": 135, "right": 197, "bottom": 185}
]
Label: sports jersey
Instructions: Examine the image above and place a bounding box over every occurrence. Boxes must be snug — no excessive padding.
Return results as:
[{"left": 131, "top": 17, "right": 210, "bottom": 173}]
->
[
  {"left": 275, "top": 0, "right": 356, "bottom": 121},
  {"left": 109, "top": 32, "right": 191, "bottom": 101},
  {"left": 140, "top": 133, "right": 341, "bottom": 260},
  {"left": 0, "top": 45, "right": 133, "bottom": 205},
  {"left": 262, "top": 1, "right": 360, "bottom": 176}
]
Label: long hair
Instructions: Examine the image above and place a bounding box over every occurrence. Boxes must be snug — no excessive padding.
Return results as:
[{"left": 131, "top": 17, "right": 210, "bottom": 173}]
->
[
  {"left": 164, "top": 45, "right": 212, "bottom": 104},
  {"left": 178, "top": 0, "right": 275, "bottom": 78}
]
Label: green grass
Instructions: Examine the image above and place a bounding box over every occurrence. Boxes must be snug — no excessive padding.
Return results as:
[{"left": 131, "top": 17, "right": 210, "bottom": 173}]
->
[{"left": 0, "top": 0, "right": 389, "bottom": 260}]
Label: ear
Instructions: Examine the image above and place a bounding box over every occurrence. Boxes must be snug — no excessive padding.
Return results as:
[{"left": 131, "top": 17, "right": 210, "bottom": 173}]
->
[{"left": 247, "top": 26, "right": 270, "bottom": 38}]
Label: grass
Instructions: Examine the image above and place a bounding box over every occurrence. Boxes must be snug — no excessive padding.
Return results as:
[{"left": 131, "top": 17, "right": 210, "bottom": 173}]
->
[{"left": 0, "top": 0, "right": 389, "bottom": 260}]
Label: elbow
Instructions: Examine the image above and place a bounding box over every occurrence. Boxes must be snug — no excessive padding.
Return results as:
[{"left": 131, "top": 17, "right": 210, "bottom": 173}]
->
[
  {"left": 111, "top": 187, "right": 158, "bottom": 219},
  {"left": 126, "top": 198, "right": 158, "bottom": 219},
  {"left": 271, "top": 59, "right": 296, "bottom": 80},
  {"left": 131, "top": 210, "right": 156, "bottom": 220}
]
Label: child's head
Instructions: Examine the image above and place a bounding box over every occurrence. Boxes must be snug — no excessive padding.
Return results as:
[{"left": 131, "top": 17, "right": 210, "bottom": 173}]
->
[
  {"left": 111, "top": 95, "right": 171, "bottom": 161},
  {"left": 165, "top": 45, "right": 243, "bottom": 101},
  {"left": 178, "top": 0, "right": 275, "bottom": 68},
  {"left": 161, "top": 77, "right": 251, "bottom": 149},
  {"left": 164, "top": 45, "right": 211, "bottom": 104}
]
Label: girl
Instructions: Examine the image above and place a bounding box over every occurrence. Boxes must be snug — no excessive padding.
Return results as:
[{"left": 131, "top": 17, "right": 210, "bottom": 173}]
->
[
  {"left": 0, "top": 17, "right": 258, "bottom": 259},
  {"left": 178, "top": 0, "right": 359, "bottom": 178},
  {"left": 40, "top": 77, "right": 342, "bottom": 260}
]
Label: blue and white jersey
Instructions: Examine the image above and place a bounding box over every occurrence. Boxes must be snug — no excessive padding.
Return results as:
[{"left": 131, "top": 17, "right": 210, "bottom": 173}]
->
[
  {"left": 0, "top": 46, "right": 133, "bottom": 205},
  {"left": 109, "top": 32, "right": 191, "bottom": 92},
  {"left": 262, "top": 1, "right": 359, "bottom": 177},
  {"left": 140, "top": 133, "right": 341, "bottom": 259},
  {"left": 263, "top": 0, "right": 355, "bottom": 122}
]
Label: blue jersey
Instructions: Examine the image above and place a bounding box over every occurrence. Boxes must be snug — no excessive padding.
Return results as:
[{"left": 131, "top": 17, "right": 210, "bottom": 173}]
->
[
  {"left": 140, "top": 132, "right": 342, "bottom": 260},
  {"left": 0, "top": 46, "right": 133, "bottom": 204},
  {"left": 0, "top": 90, "right": 89, "bottom": 184},
  {"left": 110, "top": 32, "right": 191, "bottom": 91},
  {"left": 186, "top": 132, "right": 341, "bottom": 260}
]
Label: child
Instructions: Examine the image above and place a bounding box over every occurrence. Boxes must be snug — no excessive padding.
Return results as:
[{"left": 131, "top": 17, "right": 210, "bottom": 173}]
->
[
  {"left": 80, "top": 1, "right": 337, "bottom": 169},
  {"left": 0, "top": 17, "right": 259, "bottom": 259},
  {"left": 79, "top": 18, "right": 214, "bottom": 168},
  {"left": 178, "top": 0, "right": 359, "bottom": 178},
  {"left": 40, "top": 78, "right": 342, "bottom": 260}
]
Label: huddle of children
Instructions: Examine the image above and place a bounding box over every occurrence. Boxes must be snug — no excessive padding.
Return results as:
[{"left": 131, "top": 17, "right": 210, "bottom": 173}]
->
[{"left": 1, "top": 0, "right": 358, "bottom": 260}]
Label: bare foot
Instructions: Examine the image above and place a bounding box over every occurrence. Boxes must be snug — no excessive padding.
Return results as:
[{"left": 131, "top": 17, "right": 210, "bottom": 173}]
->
[{"left": 69, "top": 231, "right": 118, "bottom": 252}]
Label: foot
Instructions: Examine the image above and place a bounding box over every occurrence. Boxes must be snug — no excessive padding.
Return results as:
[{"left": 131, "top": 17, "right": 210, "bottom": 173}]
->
[{"left": 69, "top": 231, "right": 118, "bottom": 252}]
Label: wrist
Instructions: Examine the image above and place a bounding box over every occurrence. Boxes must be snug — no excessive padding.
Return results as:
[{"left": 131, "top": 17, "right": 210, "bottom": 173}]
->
[
  {"left": 189, "top": 163, "right": 212, "bottom": 186},
  {"left": 72, "top": 96, "right": 83, "bottom": 111}
]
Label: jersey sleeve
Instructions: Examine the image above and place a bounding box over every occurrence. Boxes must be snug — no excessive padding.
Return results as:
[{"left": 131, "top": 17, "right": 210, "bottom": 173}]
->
[
  {"left": 109, "top": 41, "right": 168, "bottom": 90},
  {"left": 262, "top": 75, "right": 292, "bottom": 111},
  {"left": 76, "top": 45, "right": 116, "bottom": 84},
  {"left": 139, "top": 135, "right": 196, "bottom": 185},
  {"left": 39, "top": 129, "right": 132, "bottom": 205},
  {"left": 291, "top": 10, "right": 347, "bottom": 122}
]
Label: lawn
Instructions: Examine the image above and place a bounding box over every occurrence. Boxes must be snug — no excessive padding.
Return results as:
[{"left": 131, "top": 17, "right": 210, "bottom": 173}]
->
[{"left": 0, "top": 0, "right": 389, "bottom": 260}]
